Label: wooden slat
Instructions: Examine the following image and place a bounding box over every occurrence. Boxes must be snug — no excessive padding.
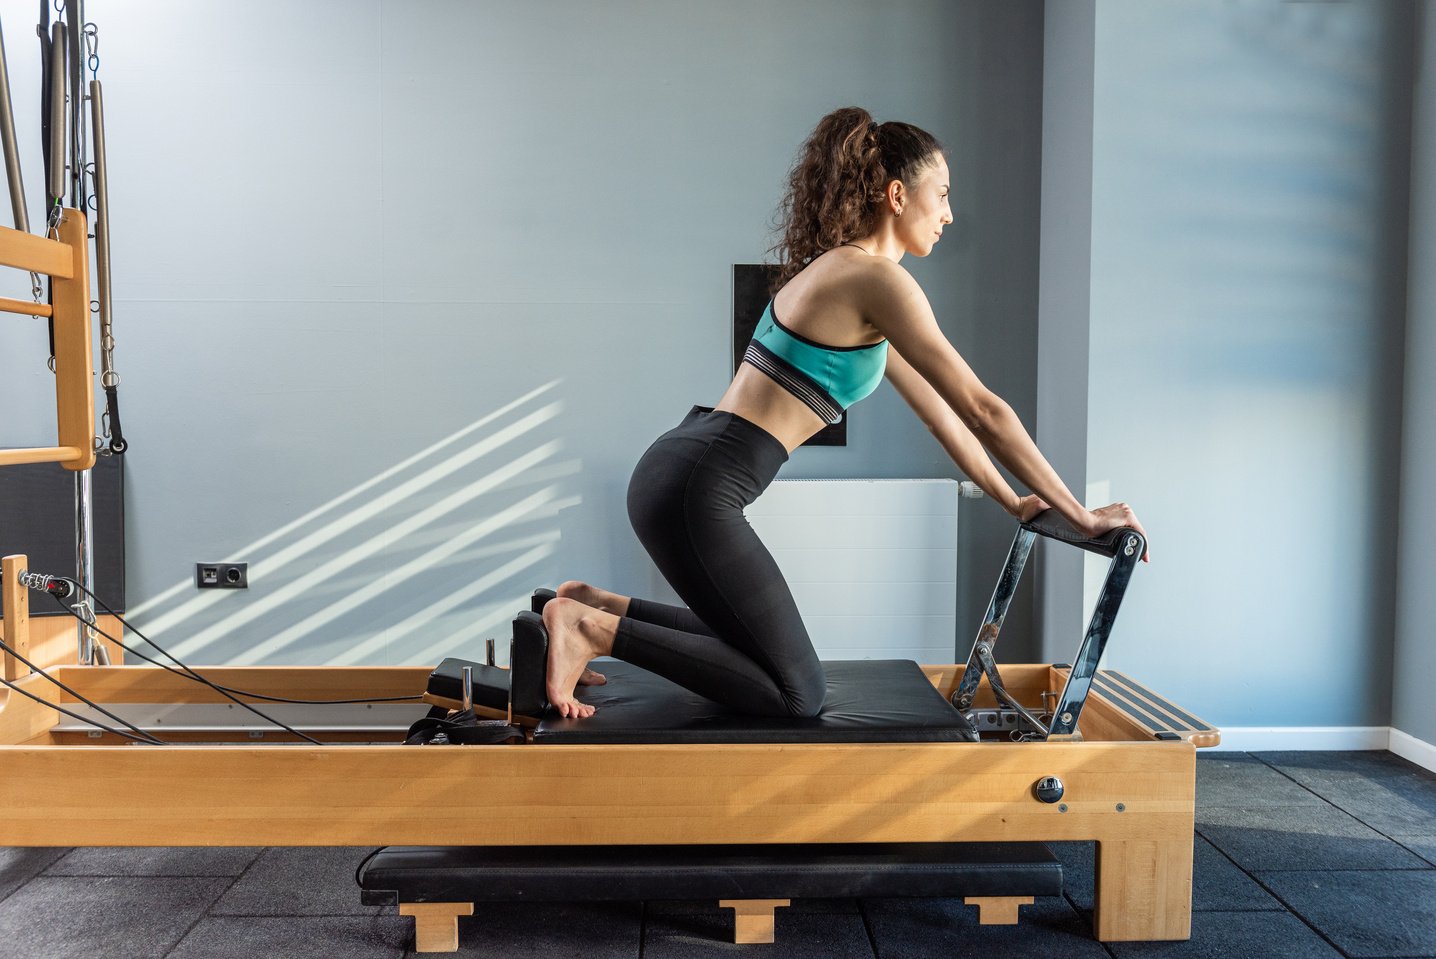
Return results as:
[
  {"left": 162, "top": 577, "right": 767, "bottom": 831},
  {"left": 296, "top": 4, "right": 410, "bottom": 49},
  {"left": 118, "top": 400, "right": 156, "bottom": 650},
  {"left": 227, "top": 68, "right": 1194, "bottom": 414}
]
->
[
  {"left": 26, "top": 614, "right": 124, "bottom": 673},
  {"left": 51, "top": 210, "right": 94, "bottom": 472},
  {"left": 0, "top": 297, "right": 52, "bottom": 317},
  {"left": 1, "top": 556, "right": 31, "bottom": 681},
  {"left": 0, "top": 740, "right": 1195, "bottom": 849},
  {"left": 0, "top": 672, "right": 60, "bottom": 747},
  {"left": 52, "top": 665, "right": 429, "bottom": 704},
  {"left": 0, "top": 446, "right": 86, "bottom": 467},
  {"left": 0, "top": 223, "right": 74, "bottom": 278}
]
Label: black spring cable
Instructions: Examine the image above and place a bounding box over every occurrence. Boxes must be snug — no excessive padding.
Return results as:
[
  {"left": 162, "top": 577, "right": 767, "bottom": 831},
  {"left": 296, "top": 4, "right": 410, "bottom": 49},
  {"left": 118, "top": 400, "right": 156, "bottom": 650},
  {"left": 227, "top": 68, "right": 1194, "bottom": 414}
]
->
[
  {"left": 0, "top": 640, "right": 164, "bottom": 745},
  {"left": 50, "top": 591, "right": 325, "bottom": 745},
  {"left": 53, "top": 579, "right": 427, "bottom": 707}
]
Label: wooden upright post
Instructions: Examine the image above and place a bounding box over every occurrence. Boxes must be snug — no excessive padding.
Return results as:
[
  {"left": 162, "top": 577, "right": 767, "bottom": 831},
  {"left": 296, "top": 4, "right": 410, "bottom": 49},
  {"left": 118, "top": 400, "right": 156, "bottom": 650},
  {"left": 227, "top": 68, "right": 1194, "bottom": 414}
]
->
[
  {"left": 2, "top": 554, "right": 31, "bottom": 680},
  {"left": 51, "top": 210, "right": 94, "bottom": 472}
]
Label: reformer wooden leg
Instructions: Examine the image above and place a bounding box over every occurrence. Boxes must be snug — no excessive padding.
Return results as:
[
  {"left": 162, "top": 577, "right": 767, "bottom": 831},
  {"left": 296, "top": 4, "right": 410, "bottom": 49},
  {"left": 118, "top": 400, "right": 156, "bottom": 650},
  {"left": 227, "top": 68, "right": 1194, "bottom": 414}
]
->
[
  {"left": 964, "top": 896, "right": 1034, "bottom": 924},
  {"left": 1093, "top": 838, "right": 1194, "bottom": 941},
  {"left": 399, "top": 902, "right": 474, "bottom": 953},
  {"left": 718, "top": 899, "right": 790, "bottom": 944}
]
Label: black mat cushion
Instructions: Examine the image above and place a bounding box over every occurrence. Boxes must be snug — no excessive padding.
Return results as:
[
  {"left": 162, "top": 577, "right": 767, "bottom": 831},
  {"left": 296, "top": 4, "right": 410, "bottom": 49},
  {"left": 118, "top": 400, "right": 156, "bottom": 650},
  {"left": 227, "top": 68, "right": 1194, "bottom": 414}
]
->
[
  {"left": 533, "top": 659, "right": 978, "bottom": 744},
  {"left": 358, "top": 842, "right": 1061, "bottom": 905}
]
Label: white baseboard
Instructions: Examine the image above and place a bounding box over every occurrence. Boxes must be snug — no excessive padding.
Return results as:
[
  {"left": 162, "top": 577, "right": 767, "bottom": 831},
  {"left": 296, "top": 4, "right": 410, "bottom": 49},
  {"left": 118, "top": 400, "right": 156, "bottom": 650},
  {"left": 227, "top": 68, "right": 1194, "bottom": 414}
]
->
[
  {"left": 1204, "top": 727, "right": 1436, "bottom": 773},
  {"left": 1390, "top": 728, "right": 1436, "bottom": 774},
  {"left": 1206, "top": 726, "right": 1393, "bottom": 753}
]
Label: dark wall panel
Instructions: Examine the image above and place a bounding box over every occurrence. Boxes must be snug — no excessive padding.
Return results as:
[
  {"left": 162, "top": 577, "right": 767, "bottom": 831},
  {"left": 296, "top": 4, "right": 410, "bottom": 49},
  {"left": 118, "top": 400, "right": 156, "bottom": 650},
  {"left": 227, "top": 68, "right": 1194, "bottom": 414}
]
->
[{"left": 0, "top": 457, "right": 125, "bottom": 616}]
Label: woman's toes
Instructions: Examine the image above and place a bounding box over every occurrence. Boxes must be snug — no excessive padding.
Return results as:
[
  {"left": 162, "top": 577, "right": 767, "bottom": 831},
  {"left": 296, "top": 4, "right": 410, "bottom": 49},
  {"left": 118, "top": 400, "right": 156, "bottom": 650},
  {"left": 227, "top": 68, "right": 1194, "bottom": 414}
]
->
[{"left": 556, "top": 580, "right": 590, "bottom": 604}]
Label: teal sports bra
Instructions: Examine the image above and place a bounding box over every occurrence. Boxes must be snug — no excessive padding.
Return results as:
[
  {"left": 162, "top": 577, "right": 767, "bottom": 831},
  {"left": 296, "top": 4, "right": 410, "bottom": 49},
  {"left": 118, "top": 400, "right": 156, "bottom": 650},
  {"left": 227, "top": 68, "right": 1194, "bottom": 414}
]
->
[{"left": 741, "top": 300, "right": 889, "bottom": 424}]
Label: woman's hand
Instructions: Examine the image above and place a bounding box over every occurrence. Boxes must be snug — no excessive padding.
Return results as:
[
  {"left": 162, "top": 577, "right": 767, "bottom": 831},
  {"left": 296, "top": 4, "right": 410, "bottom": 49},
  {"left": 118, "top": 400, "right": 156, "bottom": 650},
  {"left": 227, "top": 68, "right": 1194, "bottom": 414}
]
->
[
  {"left": 1084, "top": 503, "right": 1151, "bottom": 562},
  {"left": 1013, "top": 494, "right": 1050, "bottom": 523}
]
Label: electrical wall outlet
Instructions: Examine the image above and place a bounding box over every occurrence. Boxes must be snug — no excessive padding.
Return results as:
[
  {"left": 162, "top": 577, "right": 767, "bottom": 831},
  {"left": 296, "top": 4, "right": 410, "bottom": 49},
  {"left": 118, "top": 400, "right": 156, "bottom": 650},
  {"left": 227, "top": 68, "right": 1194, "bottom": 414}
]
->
[{"left": 196, "top": 563, "right": 247, "bottom": 589}]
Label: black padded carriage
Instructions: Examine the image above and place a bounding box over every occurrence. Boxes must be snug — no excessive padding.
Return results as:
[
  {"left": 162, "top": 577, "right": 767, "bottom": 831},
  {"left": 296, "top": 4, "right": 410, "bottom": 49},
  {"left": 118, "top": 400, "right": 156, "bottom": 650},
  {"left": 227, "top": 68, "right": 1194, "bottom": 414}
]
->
[{"left": 427, "top": 656, "right": 980, "bottom": 743}]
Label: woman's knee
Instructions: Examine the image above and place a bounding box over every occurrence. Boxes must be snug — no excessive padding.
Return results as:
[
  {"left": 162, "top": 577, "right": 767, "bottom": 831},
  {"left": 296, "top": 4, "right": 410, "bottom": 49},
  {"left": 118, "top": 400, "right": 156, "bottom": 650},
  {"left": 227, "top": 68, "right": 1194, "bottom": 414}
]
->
[{"left": 782, "top": 672, "right": 827, "bottom": 719}]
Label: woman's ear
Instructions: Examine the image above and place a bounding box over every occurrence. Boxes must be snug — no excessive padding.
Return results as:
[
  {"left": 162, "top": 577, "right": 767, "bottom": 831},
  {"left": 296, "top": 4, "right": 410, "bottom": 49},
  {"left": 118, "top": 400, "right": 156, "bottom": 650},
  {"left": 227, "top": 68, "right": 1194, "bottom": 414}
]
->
[{"left": 886, "top": 180, "right": 905, "bottom": 214}]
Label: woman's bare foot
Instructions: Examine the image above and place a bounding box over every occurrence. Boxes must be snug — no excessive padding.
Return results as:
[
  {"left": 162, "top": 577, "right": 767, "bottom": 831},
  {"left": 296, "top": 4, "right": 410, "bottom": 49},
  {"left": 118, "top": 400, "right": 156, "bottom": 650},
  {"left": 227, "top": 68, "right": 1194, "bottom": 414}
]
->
[
  {"left": 557, "top": 580, "right": 632, "bottom": 617},
  {"left": 543, "top": 597, "right": 618, "bottom": 719},
  {"left": 558, "top": 581, "right": 629, "bottom": 686}
]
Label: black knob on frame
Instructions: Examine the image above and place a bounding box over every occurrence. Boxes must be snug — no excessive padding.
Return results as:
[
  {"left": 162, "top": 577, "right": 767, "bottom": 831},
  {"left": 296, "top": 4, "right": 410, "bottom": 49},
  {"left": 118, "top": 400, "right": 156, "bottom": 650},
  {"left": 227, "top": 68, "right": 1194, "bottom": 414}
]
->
[{"left": 1034, "top": 776, "right": 1065, "bottom": 804}]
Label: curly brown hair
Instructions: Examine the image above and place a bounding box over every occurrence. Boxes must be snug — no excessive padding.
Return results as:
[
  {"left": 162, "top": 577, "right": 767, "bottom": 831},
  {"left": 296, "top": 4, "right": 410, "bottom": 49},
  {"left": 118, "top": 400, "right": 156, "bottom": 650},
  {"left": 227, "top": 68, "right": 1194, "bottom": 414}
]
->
[{"left": 768, "top": 107, "right": 944, "bottom": 290}]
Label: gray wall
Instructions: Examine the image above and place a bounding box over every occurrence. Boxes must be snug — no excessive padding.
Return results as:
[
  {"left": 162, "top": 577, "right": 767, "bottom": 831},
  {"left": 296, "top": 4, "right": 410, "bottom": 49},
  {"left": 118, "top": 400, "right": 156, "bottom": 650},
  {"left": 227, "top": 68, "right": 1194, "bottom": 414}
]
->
[
  {"left": 1078, "top": 0, "right": 1414, "bottom": 726},
  {"left": 0, "top": 1, "right": 1047, "bottom": 666},
  {"left": 1035, "top": 0, "right": 1095, "bottom": 662},
  {"left": 1395, "top": 1, "right": 1436, "bottom": 746}
]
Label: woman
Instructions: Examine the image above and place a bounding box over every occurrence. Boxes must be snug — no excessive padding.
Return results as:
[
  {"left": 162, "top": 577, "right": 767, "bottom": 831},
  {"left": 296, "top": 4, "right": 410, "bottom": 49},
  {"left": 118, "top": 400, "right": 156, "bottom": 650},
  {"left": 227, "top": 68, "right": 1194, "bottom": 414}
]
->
[{"left": 544, "top": 107, "right": 1149, "bottom": 720}]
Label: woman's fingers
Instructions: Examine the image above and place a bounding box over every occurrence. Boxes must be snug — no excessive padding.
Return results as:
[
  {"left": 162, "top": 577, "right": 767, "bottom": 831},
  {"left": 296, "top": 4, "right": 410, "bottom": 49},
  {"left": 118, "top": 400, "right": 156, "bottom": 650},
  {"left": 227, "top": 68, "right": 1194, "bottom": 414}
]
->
[{"left": 1092, "top": 502, "right": 1151, "bottom": 562}]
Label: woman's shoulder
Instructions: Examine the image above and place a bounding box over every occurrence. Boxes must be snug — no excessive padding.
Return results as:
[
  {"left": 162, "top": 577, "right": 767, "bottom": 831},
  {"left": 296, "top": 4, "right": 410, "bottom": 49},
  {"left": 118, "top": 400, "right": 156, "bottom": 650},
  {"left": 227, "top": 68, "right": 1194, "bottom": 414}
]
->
[
  {"left": 798, "top": 248, "right": 915, "bottom": 297},
  {"left": 837, "top": 256, "right": 924, "bottom": 322}
]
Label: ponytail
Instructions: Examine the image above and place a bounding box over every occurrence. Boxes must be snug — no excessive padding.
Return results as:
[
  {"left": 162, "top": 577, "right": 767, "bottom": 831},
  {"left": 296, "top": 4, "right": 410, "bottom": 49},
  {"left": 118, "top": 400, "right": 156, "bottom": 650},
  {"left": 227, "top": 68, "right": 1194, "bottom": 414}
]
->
[{"left": 769, "top": 107, "right": 944, "bottom": 288}]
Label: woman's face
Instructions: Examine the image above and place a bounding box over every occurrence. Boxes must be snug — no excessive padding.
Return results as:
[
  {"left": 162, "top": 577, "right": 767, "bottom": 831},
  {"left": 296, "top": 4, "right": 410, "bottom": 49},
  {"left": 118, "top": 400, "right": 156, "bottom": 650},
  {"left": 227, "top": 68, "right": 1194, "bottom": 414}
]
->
[{"left": 896, "top": 154, "right": 953, "bottom": 256}]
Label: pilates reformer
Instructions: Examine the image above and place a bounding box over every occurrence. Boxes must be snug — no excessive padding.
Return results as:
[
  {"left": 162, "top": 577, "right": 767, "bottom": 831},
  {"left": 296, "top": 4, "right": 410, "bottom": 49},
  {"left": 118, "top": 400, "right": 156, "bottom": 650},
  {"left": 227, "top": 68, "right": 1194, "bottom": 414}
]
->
[{"left": 0, "top": 504, "right": 1217, "bottom": 951}]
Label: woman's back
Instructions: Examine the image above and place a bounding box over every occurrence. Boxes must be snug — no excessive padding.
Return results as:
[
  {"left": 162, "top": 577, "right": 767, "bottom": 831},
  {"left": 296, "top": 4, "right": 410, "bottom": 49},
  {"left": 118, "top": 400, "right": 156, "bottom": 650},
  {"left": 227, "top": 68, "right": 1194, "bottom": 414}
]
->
[{"left": 716, "top": 249, "right": 892, "bottom": 450}]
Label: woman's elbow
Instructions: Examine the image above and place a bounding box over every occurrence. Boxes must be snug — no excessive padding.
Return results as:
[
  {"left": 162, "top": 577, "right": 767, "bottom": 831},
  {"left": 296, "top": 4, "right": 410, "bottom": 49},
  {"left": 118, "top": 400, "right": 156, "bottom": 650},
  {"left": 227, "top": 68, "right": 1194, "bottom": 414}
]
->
[{"left": 957, "top": 392, "right": 1005, "bottom": 436}]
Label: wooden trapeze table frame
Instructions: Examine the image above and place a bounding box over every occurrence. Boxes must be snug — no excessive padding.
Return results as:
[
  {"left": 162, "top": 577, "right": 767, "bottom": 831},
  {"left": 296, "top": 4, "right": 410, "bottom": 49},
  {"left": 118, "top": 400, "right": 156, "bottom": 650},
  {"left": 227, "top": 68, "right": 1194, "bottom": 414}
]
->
[{"left": 0, "top": 589, "right": 1215, "bottom": 945}]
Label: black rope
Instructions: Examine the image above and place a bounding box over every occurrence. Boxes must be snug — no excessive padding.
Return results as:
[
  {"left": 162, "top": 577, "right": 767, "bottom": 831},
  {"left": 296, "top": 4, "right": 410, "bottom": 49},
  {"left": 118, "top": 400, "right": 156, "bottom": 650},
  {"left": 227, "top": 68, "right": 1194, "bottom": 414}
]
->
[
  {"left": 50, "top": 591, "right": 325, "bottom": 745},
  {"left": 0, "top": 638, "right": 163, "bottom": 744},
  {"left": 52, "top": 580, "right": 425, "bottom": 707}
]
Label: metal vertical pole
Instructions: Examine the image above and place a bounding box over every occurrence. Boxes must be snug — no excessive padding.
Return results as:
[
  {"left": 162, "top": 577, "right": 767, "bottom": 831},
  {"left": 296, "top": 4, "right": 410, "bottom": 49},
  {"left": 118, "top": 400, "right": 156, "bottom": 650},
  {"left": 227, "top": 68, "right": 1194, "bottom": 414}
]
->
[
  {"left": 0, "top": 20, "right": 30, "bottom": 232},
  {"left": 46, "top": 22, "right": 65, "bottom": 205},
  {"left": 90, "top": 81, "right": 110, "bottom": 337},
  {"left": 75, "top": 468, "right": 94, "bottom": 665}
]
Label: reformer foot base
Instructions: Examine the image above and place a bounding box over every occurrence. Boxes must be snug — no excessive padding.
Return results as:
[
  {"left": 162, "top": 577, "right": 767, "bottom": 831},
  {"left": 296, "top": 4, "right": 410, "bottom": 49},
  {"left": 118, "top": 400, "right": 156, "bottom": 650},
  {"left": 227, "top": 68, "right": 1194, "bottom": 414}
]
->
[
  {"left": 965, "top": 895, "right": 1034, "bottom": 925},
  {"left": 399, "top": 902, "right": 473, "bottom": 953},
  {"left": 719, "top": 898, "right": 790, "bottom": 943},
  {"left": 422, "top": 611, "right": 551, "bottom": 725}
]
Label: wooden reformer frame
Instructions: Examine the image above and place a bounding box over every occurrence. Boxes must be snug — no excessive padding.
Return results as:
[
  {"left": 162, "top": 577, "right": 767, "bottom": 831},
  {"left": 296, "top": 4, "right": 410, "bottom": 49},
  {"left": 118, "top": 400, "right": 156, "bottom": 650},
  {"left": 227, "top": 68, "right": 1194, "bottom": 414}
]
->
[{"left": 0, "top": 561, "right": 1217, "bottom": 944}]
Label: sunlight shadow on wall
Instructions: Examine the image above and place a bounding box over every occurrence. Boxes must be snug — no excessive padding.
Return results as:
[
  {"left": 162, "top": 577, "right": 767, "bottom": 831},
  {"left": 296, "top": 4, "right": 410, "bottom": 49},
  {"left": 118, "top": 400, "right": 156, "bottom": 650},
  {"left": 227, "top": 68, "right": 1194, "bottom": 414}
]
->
[{"left": 127, "top": 381, "right": 582, "bottom": 666}]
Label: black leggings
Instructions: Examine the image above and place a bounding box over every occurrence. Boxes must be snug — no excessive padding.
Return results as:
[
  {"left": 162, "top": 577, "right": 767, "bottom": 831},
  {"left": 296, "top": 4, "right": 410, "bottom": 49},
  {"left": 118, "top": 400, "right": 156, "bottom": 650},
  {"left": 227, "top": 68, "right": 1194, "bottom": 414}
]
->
[{"left": 618, "top": 406, "right": 826, "bottom": 718}]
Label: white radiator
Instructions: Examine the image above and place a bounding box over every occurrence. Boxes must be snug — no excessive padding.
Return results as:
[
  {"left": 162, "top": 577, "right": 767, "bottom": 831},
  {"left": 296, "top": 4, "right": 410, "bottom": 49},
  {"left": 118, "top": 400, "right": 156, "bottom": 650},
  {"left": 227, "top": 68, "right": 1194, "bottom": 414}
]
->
[{"left": 745, "top": 479, "right": 959, "bottom": 663}]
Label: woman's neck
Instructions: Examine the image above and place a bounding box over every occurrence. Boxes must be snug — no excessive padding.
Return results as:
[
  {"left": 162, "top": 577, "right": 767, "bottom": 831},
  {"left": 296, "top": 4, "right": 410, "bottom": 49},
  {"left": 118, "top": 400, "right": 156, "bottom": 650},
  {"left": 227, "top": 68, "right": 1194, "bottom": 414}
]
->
[{"left": 848, "top": 221, "right": 905, "bottom": 262}]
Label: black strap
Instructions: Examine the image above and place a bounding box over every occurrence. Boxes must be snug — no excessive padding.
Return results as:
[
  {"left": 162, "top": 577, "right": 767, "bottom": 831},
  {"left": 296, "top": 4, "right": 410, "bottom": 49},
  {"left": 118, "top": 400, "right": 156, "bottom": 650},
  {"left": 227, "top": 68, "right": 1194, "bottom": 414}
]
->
[
  {"left": 104, "top": 384, "right": 126, "bottom": 454},
  {"left": 404, "top": 707, "right": 524, "bottom": 746}
]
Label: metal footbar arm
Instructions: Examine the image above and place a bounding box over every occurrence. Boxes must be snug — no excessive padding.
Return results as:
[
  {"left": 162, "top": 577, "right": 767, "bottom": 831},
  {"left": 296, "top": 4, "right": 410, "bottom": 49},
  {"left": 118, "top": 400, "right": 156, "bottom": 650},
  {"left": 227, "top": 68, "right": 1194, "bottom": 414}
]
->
[{"left": 953, "top": 510, "right": 1146, "bottom": 742}]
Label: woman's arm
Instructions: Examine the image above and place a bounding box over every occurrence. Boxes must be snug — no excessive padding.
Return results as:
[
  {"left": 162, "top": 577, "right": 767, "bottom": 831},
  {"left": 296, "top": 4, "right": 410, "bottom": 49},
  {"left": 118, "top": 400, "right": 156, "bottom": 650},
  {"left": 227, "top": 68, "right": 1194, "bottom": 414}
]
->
[
  {"left": 885, "top": 348, "right": 1047, "bottom": 518},
  {"left": 864, "top": 262, "right": 1093, "bottom": 533}
]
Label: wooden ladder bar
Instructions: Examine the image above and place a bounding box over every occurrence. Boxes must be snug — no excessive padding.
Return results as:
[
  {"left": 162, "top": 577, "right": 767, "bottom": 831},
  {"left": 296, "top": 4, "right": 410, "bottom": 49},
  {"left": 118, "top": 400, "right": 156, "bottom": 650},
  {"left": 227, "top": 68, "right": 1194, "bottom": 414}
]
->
[
  {"left": 0, "top": 297, "right": 53, "bottom": 317},
  {"left": 0, "top": 211, "right": 94, "bottom": 472}
]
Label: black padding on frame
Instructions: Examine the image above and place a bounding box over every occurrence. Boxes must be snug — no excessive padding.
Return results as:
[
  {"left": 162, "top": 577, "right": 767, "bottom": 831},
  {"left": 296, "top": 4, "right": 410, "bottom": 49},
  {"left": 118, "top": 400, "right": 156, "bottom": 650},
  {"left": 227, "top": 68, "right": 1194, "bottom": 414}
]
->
[
  {"left": 0, "top": 456, "right": 125, "bottom": 617},
  {"left": 359, "top": 840, "right": 1061, "bottom": 906}
]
